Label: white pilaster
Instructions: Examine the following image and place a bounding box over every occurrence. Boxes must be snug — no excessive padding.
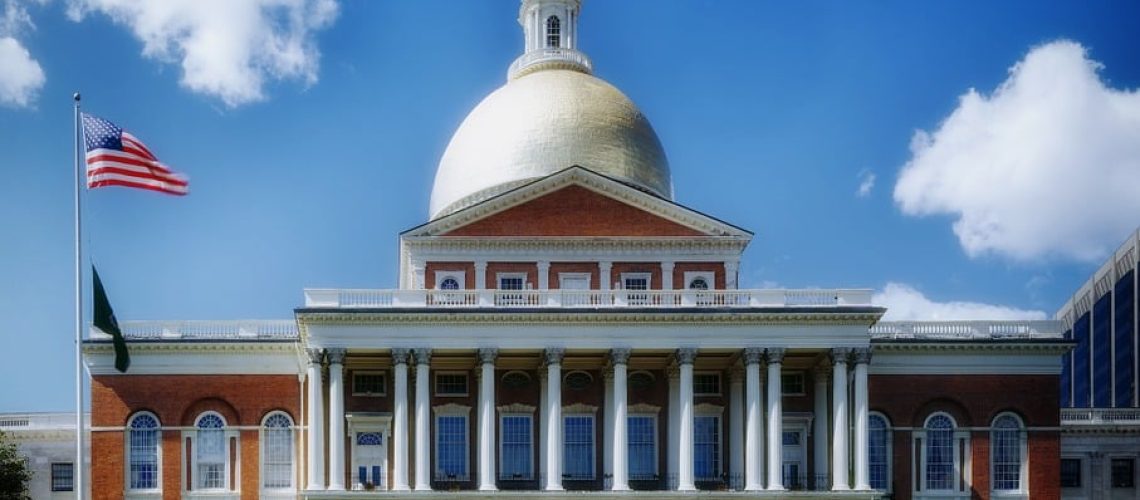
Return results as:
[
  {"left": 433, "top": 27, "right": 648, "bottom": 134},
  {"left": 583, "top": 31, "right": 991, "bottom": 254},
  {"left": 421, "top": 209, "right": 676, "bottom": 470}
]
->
[
  {"left": 765, "top": 349, "right": 784, "bottom": 491},
  {"left": 667, "top": 366, "right": 679, "bottom": 484},
  {"left": 724, "top": 260, "right": 739, "bottom": 289},
  {"left": 610, "top": 348, "right": 631, "bottom": 491},
  {"left": 599, "top": 261, "right": 612, "bottom": 291},
  {"left": 661, "top": 262, "right": 675, "bottom": 290},
  {"left": 411, "top": 260, "right": 426, "bottom": 290},
  {"left": 603, "top": 369, "right": 614, "bottom": 487},
  {"left": 729, "top": 364, "right": 745, "bottom": 489},
  {"left": 676, "top": 348, "right": 697, "bottom": 491},
  {"left": 853, "top": 348, "right": 872, "bottom": 491},
  {"left": 477, "top": 348, "right": 498, "bottom": 490},
  {"left": 392, "top": 349, "right": 411, "bottom": 490},
  {"left": 327, "top": 349, "right": 346, "bottom": 490},
  {"left": 305, "top": 349, "right": 325, "bottom": 490},
  {"left": 474, "top": 261, "right": 488, "bottom": 289},
  {"left": 537, "top": 261, "right": 550, "bottom": 290},
  {"left": 831, "top": 348, "right": 850, "bottom": 491},
  {"left": 414, "top": 349, "right": 432, "bottom": 491},
  {"left": 545, "top": 348, "right": 565, "bottom": 491},
  {"left": 743, "top": 348, "right": 764, "bottom": 491},
  {"left": 813, "top": 364, "right": 830, "bottom": 491}
]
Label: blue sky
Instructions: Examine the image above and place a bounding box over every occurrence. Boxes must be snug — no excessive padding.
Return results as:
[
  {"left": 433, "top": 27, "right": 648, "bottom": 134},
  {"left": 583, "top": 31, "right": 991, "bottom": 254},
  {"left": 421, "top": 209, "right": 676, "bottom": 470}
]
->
[{"left": 1, "top": 0, "right": 1138, "bottom": 412}]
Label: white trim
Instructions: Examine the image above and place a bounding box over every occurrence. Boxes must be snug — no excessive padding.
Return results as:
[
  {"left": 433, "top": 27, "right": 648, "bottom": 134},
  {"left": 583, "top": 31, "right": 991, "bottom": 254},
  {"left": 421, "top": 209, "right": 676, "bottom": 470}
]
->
[
  {"left": 259, "top": 411, "right": 297, "bottom": 495},
  {"left": 867, "top": 412, "right": 892, "bottom": 493},
  {"left": 684, "top": 272, "right": 715, "bottom": 290},
  {"left": 562, "top": 413, "right": 596, "bottom": 480},
  {"left": 124, "top": 411, "right": 162, "bottom": 495},
  {"left": 497, "top": 272, "right": 530, "bottom": 290},
  {"left": 433, "top": 408, "right": 471, "bottom": 481},
  {"left": 989, "top": 412, "right": 1028, "bottom": 498},
  {"left": 620, "top": 273, "right": 652, "bottom": 290},
  {"left": 184, "top": 411, "right": 239, "bottom": 494},
  {"left": 558, "top": 273, "right": 591, "bottom": 290},
  {"left": 693, "top": 413, "right": 723, "bottom": 481},
  {"left": 627, "top": 413, "right": 659, "bottom": 480},
  {"left": 351, "top": 370, "right": 387, "bottom": 397},
  {"left": 346, "top": 413, "right": 392, "bottom": 491}
]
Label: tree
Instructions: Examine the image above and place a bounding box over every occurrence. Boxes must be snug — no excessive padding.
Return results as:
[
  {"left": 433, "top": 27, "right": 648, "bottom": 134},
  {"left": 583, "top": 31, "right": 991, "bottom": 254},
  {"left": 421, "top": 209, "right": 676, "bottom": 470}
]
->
[{"left": 0, "top": 430, "right": 31, "bottom": 500}]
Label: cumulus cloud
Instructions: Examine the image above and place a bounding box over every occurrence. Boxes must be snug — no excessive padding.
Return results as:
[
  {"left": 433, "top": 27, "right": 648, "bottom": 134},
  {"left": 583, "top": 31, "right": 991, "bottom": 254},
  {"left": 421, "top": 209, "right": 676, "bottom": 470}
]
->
[
  {"left": 856, "top": 169, "right": 875, "bottom": 198},
  {"left": 0, "top": 0, "right": 45, "bottom": 108},
  {"left": 873, "top": 282, "right": 1046, "bottom": 321},
  {"left": 894, "top": 40, "right": 1140, "bottom": 262},
  {"left": 67, "top": 0, "right": 339, "bottom": 107}
]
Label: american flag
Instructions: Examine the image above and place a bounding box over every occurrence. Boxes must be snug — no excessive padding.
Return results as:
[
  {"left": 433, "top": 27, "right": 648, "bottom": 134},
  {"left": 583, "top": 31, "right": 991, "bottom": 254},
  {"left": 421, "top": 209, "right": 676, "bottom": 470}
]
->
[{"left": 81, "top": 113, "right": 188, "bottom": 195}]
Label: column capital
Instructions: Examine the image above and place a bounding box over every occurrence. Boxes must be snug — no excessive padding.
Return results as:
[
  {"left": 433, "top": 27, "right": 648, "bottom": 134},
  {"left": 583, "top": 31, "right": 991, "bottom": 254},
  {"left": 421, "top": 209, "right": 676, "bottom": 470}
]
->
[
  {"left": 536, "top": 261, "right": 551, "bottom": 271},
  {"left": 765, "top": 348, "right": 786, "bottom": 364},
  {"left": 598, "top": 261, "right": 612, "bottom": 271},
  {"left": 813, "top": 363, "right": 831, "bottom": 382},
  {"left": 660, "top": 261, "right": 675, "bottom": 272},
  {"left": 675, "top": 347, "right": 698, "bottom": 365},
  {"left": 610, "top": 348, "right": 632, "bottom": 365},
  {"left": 326, "top": 348, "right": 346, "bottom": 365},
  {"left": 413, "top": 348, "right": 432, "bottom": 365},
  {"left": 477, "top": 347, "right": 499, "bottom": 364},
  {"left": 852, "top": 347, "right": 873, "bottom": 365},
  {"left": 305, "top": 348, "right": 324, "bottom": 365},
  {"left": 474, "top": 261, "right": 488, "bottom": 270},
  {"left": 392, "top": 348, "right": 411, "bottom": 365},
  {"left": 742, "top": 347, "right": 764, "bottom": 365},
  {"left": 544, "top": 348, "right": 565, "bottom": 365},
  {"left": 830, "top": 347, "right": 852, "bottom": 365}
]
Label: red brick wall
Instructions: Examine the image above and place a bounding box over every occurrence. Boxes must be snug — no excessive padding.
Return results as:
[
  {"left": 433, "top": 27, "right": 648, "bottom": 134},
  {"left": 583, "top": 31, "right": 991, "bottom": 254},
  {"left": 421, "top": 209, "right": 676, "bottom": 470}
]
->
[
  {"left": 424, "top": 262, "right": 475, "bottom": 289},
  {"left": 443, "top": 185, "right": 704, "bottom": 237},
  {"left": 672, "top": 262, "right": 726, "bottom": 289},
  {"left": 90, "top": 374, "right": 300, "bottom": 499}
]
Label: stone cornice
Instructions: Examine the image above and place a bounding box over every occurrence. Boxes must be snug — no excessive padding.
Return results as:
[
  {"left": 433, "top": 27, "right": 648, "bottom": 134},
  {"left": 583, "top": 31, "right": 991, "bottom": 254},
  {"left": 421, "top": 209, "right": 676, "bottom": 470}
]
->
[
  {"left": 403, "top": 236, "right": 749, "bottom": 255},
  {"left": 296, "top": 310, "right": 883, "bottom": 329},
  {"left": 84, "top": 340, "right": 298, "bottom": 355},
  {"left": 871, "top": 341, "right": 1073, "bottom": 355}
]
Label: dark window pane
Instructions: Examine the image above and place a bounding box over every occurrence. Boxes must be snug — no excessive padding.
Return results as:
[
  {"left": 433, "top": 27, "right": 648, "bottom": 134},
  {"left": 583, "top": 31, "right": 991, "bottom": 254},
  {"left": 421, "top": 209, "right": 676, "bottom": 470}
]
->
[
  {"left": 51, "top": 463, "right": 74, "bottom": 492},
  {"left": 1115, "top": 271, "right": 1135, "bottom": 407},
  {"left": 1061, "top": 458, "right": 1081, "bottom": 488},
  {"left": 1093, "top": 294, "right": 1112, "bottom": 407},
  {"left": 1073, "top": 313, "right": 1091, "bottom": 407},
  {"left": 1112, "top": 458, "right": 1135, "bottom": 488}
]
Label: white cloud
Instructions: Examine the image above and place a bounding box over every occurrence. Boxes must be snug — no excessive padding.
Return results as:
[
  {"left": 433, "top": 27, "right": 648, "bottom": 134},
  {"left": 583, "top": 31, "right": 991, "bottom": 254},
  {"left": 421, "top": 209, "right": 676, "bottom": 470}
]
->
[
  {"left": 0, "top": 1, "right": 44, "bottom": 108},
  {"left": 873, "top": 282, "right": 1046, "bottom": 321},
  {"left": 856, "top": 169, "right": 875, "bottom": 198},
  {"left": 894, "top": 40, "right": 1140, "bottom": 263},
  {"left": 68, "top": 0, "right": 339, "bottom": 107}
]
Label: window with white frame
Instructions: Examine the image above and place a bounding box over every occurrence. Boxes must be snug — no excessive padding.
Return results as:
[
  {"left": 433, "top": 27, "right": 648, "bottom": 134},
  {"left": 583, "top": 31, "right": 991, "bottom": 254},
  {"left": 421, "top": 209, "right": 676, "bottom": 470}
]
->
[
  {"left": 127, "top": 412, "right": 160, "bottom": 491},
  {"left": 991, "top": 413, "right": 1025, "bottom": 493},
  {"left": 694, "top": 415, "right": 721, "bottom": 480},
  {"left": 545, "top": 15, "right": 560, "bottom": 48},
  {"left": 51, "top": 463, "right": 74, "bottom": 492},
  {"left": 195, "top": 412, "right": 229, "bottom": 490},
  {"left": 261, "top": 412, "right": 294, "bottom": 490},
  {"left": 923, "top": 413, "right": 956, "bottom": 491},
  {"left": 688, "top": 277, "right": 709, "bottom": 290},
  {"left": 497, "top": 272, "right": 528, "bottom": 305},
  {"left": 352, "top": 371, "right": 386, "bottom": 396},
  {"left": 693, "top": 373, "right": 721, "bottom": 396},
  {"left": 436, "top": 413, "right": 468, "bottom": 480},
  {"left": 622, "top": 273, "right": 651, "bottom": 305},
  {"left": 500, "top": 414, "right": 532, "bottom": 480},
  {"left": 628, "top": 415, "right": 657, "bottom": 480},
  {"left": 435, "top": 372, "right": 468, "bottom": 396},
  {"left": 563, "top": 414, "right": 595, "bottom": 480},
  {"left": 868, "top": 413, "right": 891, "bottom": 491}
]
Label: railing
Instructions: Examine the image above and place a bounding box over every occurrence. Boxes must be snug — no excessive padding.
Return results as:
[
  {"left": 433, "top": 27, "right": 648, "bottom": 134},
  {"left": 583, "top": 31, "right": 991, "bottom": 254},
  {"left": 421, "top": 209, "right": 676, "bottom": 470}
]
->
[
  {"left": 105, "top": 320, "right": 298, "bottom": 340},
  {"left": 1062, "top": 408, "right": 1140, "bottom": 425},
  {"left": 304, "top": 288, "right": 874, "bottom": 309},
  {"left": 508, "top": 48, "right": 593, "bottom": 79},
  {"left": 870, "top": 320, "right": 1064, "bottom": 340},
  {"left": 0, "top": 413, "right": 88, "bottom": 430}
]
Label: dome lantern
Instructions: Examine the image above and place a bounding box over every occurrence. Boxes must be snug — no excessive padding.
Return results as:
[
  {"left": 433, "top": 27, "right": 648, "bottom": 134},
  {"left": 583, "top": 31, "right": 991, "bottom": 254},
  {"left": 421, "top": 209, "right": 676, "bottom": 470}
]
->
[{"left": 509, "top": 0, "right": 592, "bottom": 80}]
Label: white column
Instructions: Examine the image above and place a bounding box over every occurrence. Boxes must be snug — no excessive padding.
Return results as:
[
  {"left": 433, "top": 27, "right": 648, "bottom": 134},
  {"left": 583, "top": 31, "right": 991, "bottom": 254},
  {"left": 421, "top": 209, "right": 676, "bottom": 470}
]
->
[
  {"left": 545, "top": 348, "right": 565, "bottom": 490},
  {"left": 538, "top": 369, "right": 549, "bottom": 490},
  {"left": 661, "top": 261, "right": 675, "bottom": 290},
  {"left": 414, "top": 348, "right": 432, "bottom": 491},
  {"left": 305, "top": 349, "right": 325, "bottom": 490},
  {"left": 853, "top": 348, "right": 872, "bottom": 490},
  {"left": 537, "top": 261, "right": 550, "bottom": 290},
  {"left": 813, "top": 364, "right": 830, "bottom": 491},
  {"left": 474, "top": 261, "right": 487, "bottom": 289},
  {"left": 729, "top": 365, "right": 744, "bottom": 489},
  {"left": 327, "top": 349, "right": 346, "bottom": 490},
  {"left": 766, "top": 349, "right": 785, "bottom": 491},
  {"left": 411, "top": 260, "right": 426, "bottom": 290},
  {"left": 610, "top": 348, "right": 631, "bottom": 491},
  {"left": 477, "top": 348, "right": 498, "bottom": 490},
  {"left": 392, "top": 349, "right": 411, "bottom": 490},
  {"left": 831, "top": 348, "right": 850, "bottom": 491},
  {"left": 599, "top": 261, "right": 612, "bottom": 291},
  {"left": 743, "top": 348, "right": 764, "bottom": 491},
  {"left": 676, "top": 348, "right": 697, "bottom": 491},
  {"left": 667, "top": 367, "right": 679, "bottom": 484},
  {"left": 603, "top": 370, "right": 614, "bottom": 487}
]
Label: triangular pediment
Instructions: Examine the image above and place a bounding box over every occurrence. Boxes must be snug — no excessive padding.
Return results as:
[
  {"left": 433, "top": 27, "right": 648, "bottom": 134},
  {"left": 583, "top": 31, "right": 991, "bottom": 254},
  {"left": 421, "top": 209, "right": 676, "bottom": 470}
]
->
[{"left": 403, "top": 166, "right": 752, "bottom": 239}]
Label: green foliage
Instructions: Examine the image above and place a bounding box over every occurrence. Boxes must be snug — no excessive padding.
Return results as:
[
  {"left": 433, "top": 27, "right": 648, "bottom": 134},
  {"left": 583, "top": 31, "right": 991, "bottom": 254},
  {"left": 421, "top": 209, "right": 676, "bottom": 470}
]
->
[{"left": 0, "top": 430, "right": 32, "bottom": 500}]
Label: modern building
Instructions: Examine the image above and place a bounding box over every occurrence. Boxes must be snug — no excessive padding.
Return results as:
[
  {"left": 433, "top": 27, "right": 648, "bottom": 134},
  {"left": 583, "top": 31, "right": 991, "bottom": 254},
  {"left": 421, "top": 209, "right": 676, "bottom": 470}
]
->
[
  {"left": 1057, "top": 228, "right": 1140, "bottom": 500},
  {"left": 1, "top": 412, "right": 90, "bottom": 499},
  {"left": 82, "top": 1, "right": 1070, "bottom": 499}
]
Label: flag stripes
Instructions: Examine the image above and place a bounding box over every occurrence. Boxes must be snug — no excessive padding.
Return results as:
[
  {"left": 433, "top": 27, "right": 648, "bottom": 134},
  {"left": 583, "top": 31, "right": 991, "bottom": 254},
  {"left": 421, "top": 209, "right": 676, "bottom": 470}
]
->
[{"left": 80, "top": 113, "right": 189, "bottom": 196}]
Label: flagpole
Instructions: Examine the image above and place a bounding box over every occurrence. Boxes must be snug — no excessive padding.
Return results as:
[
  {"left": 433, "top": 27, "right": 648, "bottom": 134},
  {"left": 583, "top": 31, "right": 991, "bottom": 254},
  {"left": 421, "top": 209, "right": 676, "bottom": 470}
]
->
[{"left": 73, "top": 92, "right": 85, "bottom": 500}]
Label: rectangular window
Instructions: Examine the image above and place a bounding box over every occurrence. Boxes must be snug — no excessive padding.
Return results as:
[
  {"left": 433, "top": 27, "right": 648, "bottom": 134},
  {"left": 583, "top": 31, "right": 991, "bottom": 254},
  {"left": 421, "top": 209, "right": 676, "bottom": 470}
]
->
[
  {"left": 563, "top": 415, "right": 595, "bottom": 480},
  {"left": 198, "top": 428, "right": 226, "bottom": 489},
  {"left": 623, "top": 273, "right": 651, "bottom": 305},
  {"left": 628, "top": 415, "right": 657, "bottom": 480},
  {"left": 51, "top": 463, "right": 74, "bottom": 492},
  {"left": 925, "top": 429, "right": 954, "bottom": 490},
  {"left": 693, "top": 415, "right": 721, "bottom": 480},
  {"left": 500, "top": 415, "right": 532, "bottom": 480},
  {"left": 1093, "top": 294, "right": 1112, "bottom": 407},
  {"left": 352, "top": 372, "right": 386, "bottom": 396},
  {"left": 435, "top": 373, "right": 468, "bottom": 396},
  {"left": 1115, "top": 271, "right": 1135, "bottom": 407},
  {"left": 1072, "top": 312, "right": 1091, "bottom": 407},
  {"left": 1112, "top": 458, "right": 1135, "bottom": 488},
  {"left": 781, "top": 373, "right": 805, "bottom": 395},
  {"left": 1061, "top": 458, "right": 1081, "bottom": 488},
  {"left": 436, "top": 415, "right": 468, "bottom": 480},
  {"left": 497, "top": 273, "right": 528, "bottom": 305},
  {"left": 499, "top": 275, "right": 525, "bottom": 290},
  {"left": 693, "top": 373, "right": 721, "bottom": 396}
]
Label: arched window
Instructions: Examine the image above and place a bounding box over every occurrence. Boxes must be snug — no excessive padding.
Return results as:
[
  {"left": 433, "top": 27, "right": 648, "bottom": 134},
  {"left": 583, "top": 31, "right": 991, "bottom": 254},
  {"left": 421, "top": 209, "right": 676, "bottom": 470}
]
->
[
  {"left": 545, "top": 16, "right": 561, "bottom": 48},
  {"left": 261, "top": 412, "right": 294, "bottom": 490},
  {"left": 127, "top": 412, "right": 160, "bottom": 491},
  {"left": 991, "top": 413, "right": 1025, "bottom": 492},
  {"left": 924, "top": 414, "right": 956, "bottom": 491},
  {"left": 440, "top": 277, "right": 459, "bottom": 290},
  {"left": 868, "top": 413, "right": 890, "bottom": 491},
  {"left": 195, "top": 412, "right": 227, "bottom": 490},
  {"left": 688, "top": 278, "right": 709, "bottom": 290}
]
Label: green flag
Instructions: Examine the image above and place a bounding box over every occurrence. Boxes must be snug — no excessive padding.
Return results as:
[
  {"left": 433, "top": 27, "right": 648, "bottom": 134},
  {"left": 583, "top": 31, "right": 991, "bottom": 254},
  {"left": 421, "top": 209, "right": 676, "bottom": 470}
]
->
[{"left": 92, "top": 266, "right": 129, "bottom": 373}]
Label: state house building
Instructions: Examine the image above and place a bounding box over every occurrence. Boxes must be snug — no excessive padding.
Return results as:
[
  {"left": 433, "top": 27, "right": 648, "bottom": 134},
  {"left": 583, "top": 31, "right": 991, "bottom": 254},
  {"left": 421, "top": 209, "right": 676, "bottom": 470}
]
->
[{"left": 83, "top": 1, "right": 1071, "bottom": 499}]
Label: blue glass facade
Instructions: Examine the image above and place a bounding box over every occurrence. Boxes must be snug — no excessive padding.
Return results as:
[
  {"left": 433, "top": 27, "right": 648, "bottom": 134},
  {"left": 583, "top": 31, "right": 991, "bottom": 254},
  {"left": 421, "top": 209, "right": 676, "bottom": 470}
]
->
[
  {"left": 1061, "top": 264, "right": 1139, "bottom": 409},
  {"left": 1115, "top": 270, "right": 1135, "bottom": 407},
  {"left": 1072, "top": 312, "right": 1091, "bottom": 408},
  {"left": 1061, "top": 328, "right": 1072, "bottom": 407},
  {"left": 1093, "top": 295, "right": 1112, "bottom": 407}
]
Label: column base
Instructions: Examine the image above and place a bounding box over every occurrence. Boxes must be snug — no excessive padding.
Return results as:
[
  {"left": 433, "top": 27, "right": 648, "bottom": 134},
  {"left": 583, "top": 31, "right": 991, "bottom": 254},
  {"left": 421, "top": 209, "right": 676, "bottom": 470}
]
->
[
  {"left": 676, "top": 484, "right": 697, "bottom": 492},
  {"left": 544, "top": 486, "right": 565, "bottom": 491},
  {"left": 766, "top": 485, "right": 785, "bottom": 492},
  {"left": 610, "top": 484, "right": 631, "bottom": 492},
  {"left": 478, "top": 485, "right": 499, "bottom": 491},
  {"left": 744, "top": 485, "right": 763, "bottom": 491},
  {"left": 414, "top": 486, "right": 433, "bottom": 491},
  {"left": 327, "top": 484, "right": 345, "bottom": 491},
  {"left": 391, "top": 484, "right": 410, "bottom": 491},
  {"left": 854, "top": 483, "right": 873, "bottom": 491},
  {"left": 831, "top": 485, "right": 851, "bottom": 491}
]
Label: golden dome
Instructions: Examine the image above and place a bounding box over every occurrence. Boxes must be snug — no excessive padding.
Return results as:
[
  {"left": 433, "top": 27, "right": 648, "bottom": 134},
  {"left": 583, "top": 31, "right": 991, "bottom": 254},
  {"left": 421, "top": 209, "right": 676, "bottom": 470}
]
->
[{"left": 429, "top": 69, "right": 673, "bottom": 219}]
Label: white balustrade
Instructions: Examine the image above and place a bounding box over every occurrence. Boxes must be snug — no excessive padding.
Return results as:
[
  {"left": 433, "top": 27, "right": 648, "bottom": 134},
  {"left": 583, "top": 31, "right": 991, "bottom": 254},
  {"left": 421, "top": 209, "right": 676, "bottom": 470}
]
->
[{"left": 870, "top": 320, "right": 1064, "bottom": 339}]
